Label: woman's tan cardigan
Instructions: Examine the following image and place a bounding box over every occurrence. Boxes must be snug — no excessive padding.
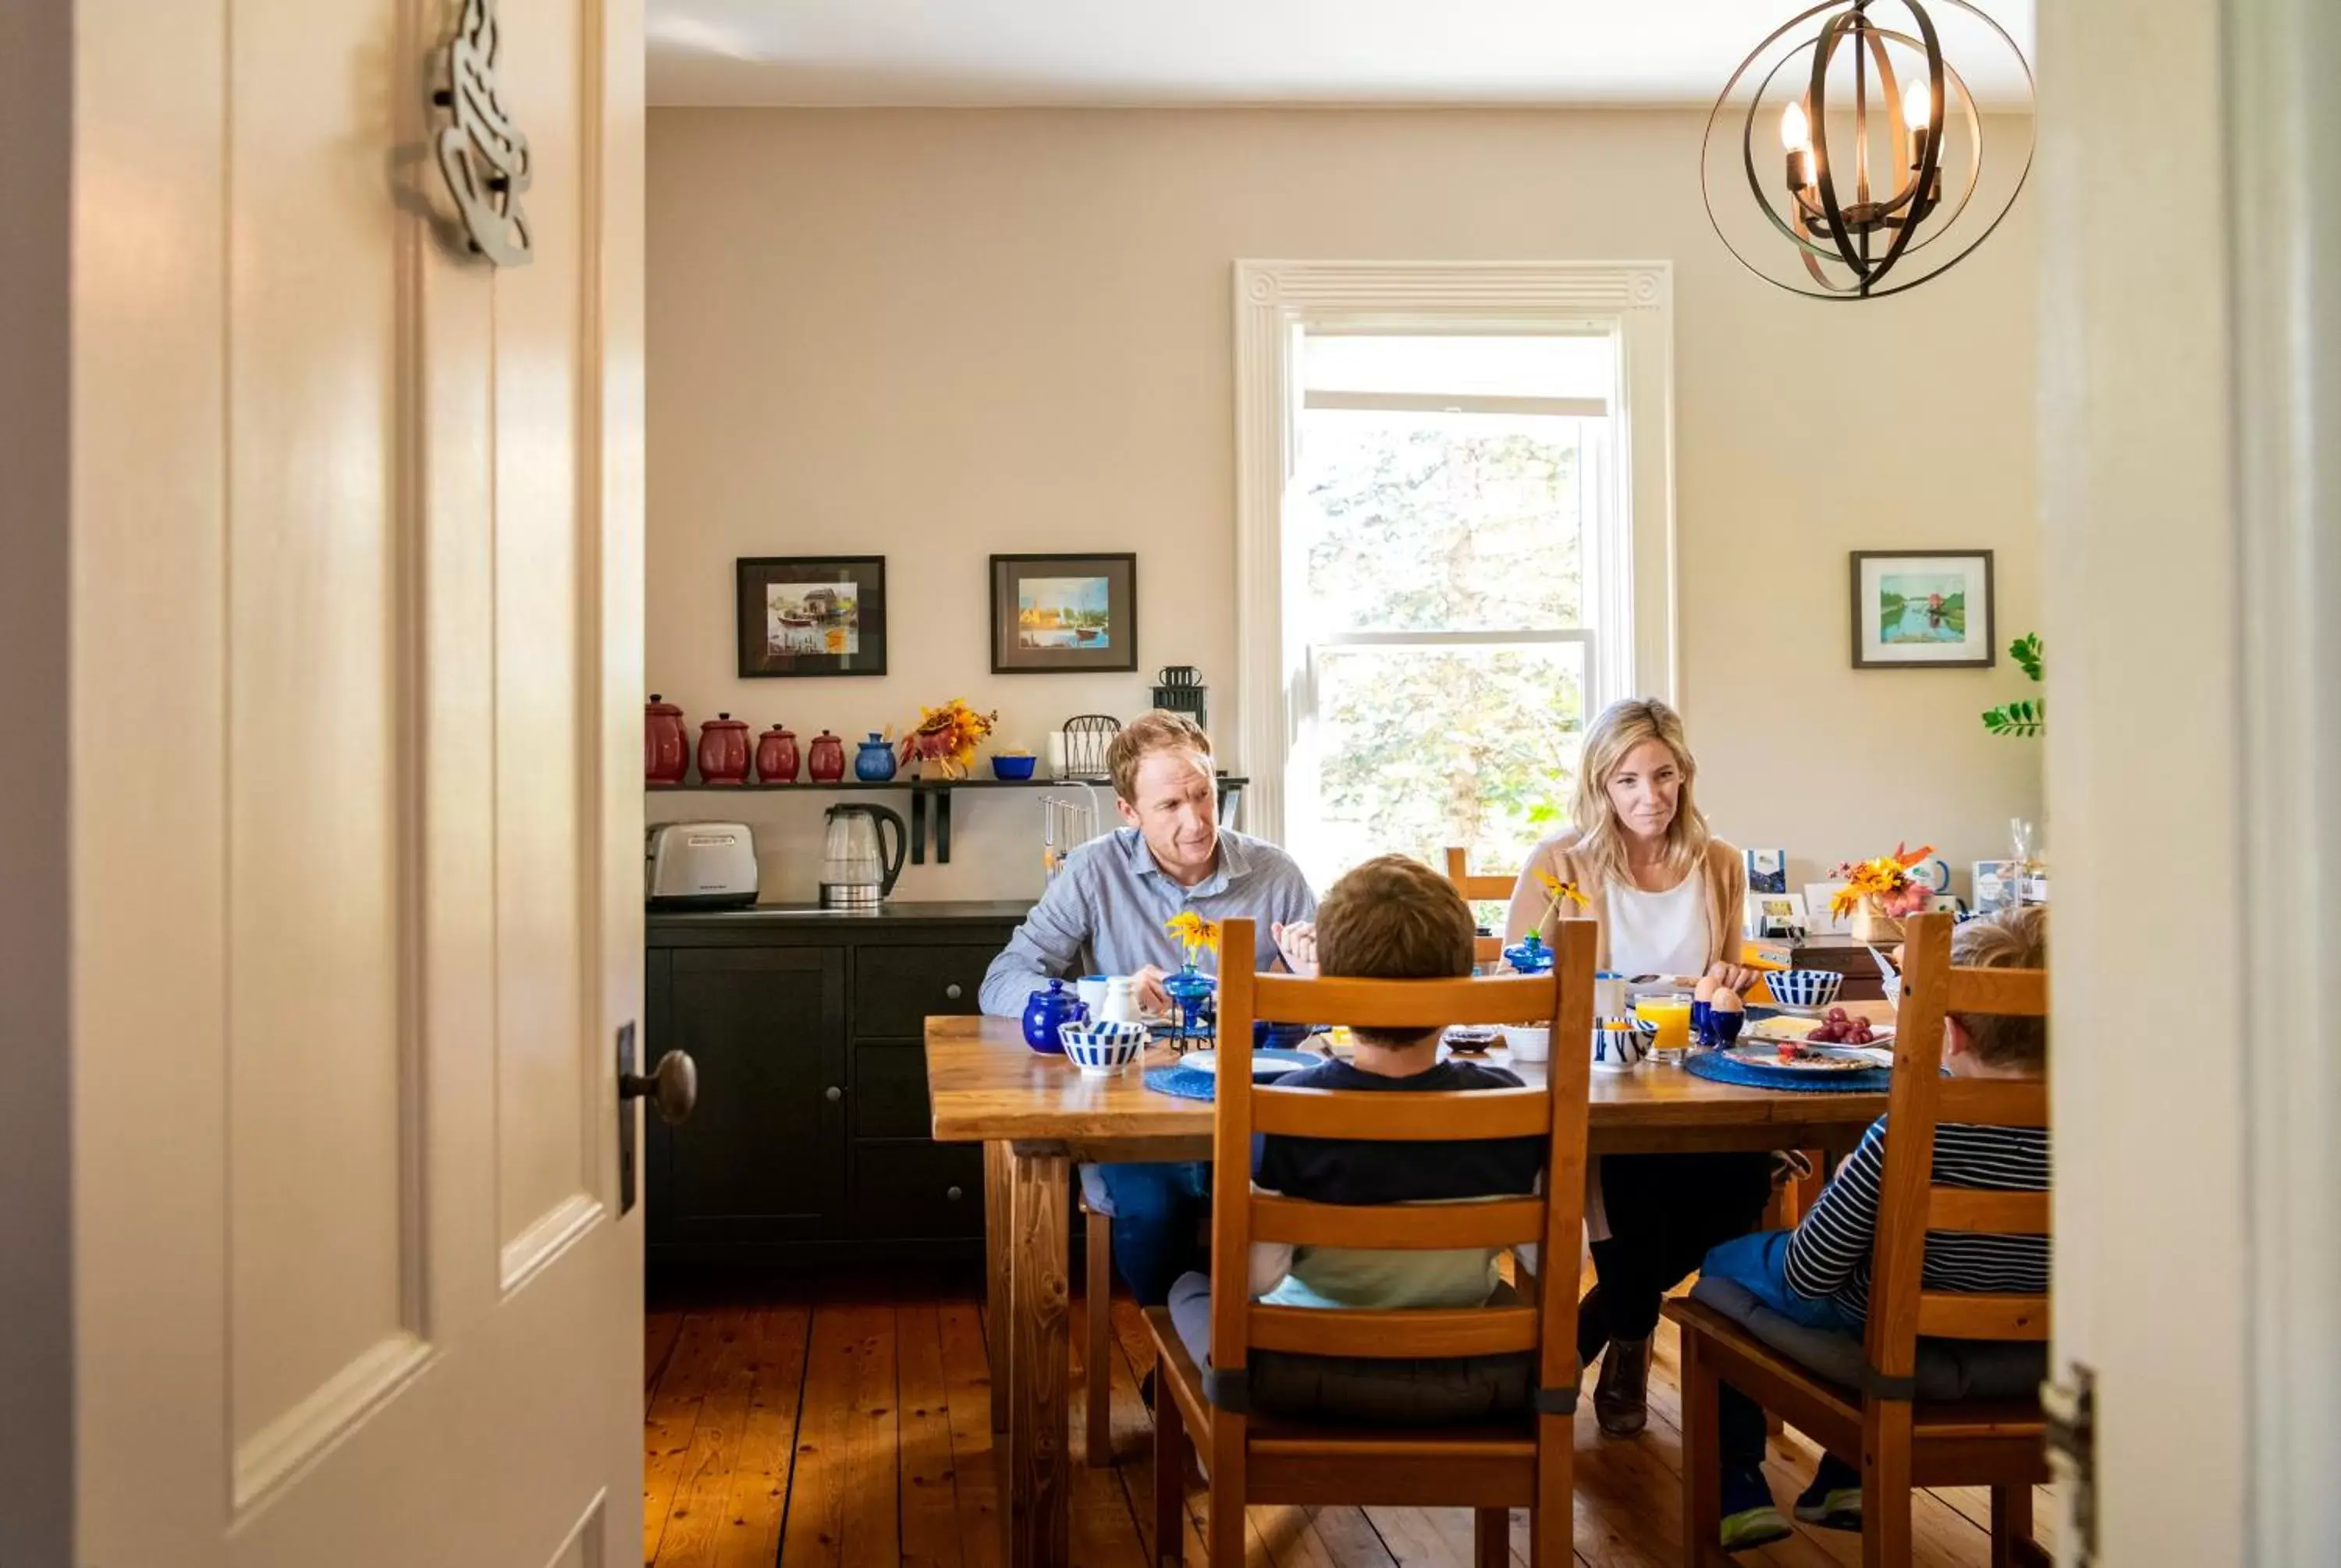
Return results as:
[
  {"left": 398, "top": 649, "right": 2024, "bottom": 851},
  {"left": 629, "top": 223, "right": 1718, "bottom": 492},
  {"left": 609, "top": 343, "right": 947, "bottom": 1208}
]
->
[{"left": 1502, "top": 829, "right": 1747, "bottom": 974}]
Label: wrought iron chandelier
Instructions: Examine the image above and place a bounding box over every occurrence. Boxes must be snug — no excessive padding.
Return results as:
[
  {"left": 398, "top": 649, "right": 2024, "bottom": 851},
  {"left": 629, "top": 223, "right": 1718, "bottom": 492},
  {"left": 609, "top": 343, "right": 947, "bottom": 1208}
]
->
[{"left": 1703, "top": 0, "right": 2034, "bottom": 299}]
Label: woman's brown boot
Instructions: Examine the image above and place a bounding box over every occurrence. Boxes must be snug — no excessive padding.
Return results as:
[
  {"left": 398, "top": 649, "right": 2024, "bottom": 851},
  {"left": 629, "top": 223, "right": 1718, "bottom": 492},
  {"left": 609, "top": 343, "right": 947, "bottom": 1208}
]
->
[{"left": 1593, "top": 1336, "right": 1652, "bottom": 1437}]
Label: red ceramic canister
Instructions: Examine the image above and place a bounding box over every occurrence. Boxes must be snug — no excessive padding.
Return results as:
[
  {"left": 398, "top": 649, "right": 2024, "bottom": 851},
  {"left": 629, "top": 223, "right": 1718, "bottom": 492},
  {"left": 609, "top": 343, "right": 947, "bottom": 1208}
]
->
[
  {"left": 645, "top": 694, "right": 690, "bottom": 785},
  {"left": 755, "top": 722, "right": 800, "bottom": 783},
  {"left": 805, "top": 729, "right": 846, "bottom": 783},
  {"left": 697, "top": 713, "right": 751, "bottom": 785}
]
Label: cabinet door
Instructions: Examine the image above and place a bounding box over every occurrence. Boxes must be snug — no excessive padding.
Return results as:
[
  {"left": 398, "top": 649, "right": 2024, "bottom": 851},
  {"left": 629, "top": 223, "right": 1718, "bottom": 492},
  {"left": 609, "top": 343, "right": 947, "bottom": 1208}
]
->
[{"left": 649, "top": 946, "right": 846, "bottom": 1247}]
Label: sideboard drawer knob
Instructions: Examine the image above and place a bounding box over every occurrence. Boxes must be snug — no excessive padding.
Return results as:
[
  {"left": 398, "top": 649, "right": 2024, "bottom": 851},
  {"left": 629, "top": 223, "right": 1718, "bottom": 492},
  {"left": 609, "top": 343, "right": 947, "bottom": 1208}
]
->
[
  {"left": 945, "top": 983, "right": 964, "bottom": 1000},
  {"left": 947, "top": 1184, "right": 964, "bottom": 1202},
  {"left": 824, "top": 1085, "right": 843, "bottom": 1103}
]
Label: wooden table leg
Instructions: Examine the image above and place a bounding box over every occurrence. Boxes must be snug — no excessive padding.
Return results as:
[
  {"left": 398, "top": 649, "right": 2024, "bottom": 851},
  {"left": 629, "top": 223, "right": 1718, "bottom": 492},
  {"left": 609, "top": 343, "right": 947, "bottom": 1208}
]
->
[
  {"left": 986, "top": 1140, "right": 1012, "bottom": 1434},
  {"left": 1008, "top": 1143, "right": 1071, "bottom": 1568}
]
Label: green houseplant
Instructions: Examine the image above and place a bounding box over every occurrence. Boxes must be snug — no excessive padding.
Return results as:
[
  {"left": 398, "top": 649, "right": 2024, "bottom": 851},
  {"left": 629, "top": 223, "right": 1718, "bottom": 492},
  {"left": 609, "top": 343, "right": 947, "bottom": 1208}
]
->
[{"left": 1981, "top": 633, "right": 2044, "bottom": 737}]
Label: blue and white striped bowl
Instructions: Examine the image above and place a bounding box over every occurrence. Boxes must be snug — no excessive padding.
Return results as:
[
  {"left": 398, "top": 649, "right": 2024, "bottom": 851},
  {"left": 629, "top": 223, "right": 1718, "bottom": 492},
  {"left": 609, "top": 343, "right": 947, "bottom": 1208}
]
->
[
  {"left": 1060, "top": 1021, "right": 1150, "bottom": 1077},
  {"left": 1764, "top": 970, "right": 1845, "bottom": 1009}
]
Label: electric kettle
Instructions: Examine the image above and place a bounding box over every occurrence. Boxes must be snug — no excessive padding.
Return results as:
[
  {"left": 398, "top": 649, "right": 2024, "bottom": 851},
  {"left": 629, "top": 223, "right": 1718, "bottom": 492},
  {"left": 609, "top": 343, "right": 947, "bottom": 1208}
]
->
[{"left": 820, "top": 804, "right": 907, "bottom": 909}]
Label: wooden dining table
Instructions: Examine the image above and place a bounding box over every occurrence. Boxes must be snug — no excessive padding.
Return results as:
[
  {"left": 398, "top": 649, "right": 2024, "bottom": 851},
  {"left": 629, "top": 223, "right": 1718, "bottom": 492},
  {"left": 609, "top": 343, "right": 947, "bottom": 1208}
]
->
[{"left": 924, "top": 1005, "right": 1896, "bottom": 1568}]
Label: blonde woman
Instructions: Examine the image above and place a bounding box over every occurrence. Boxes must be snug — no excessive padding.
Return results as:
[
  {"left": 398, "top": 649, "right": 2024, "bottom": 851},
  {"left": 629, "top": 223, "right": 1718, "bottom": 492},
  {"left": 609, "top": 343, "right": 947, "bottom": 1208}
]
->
[{"left": 1503, "top": 697, "right": 1773, "bottom": 1439}]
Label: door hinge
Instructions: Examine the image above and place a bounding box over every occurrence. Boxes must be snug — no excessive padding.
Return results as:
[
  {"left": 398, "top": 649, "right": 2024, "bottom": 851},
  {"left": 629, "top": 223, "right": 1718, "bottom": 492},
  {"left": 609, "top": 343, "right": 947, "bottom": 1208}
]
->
[{"left": 2042, "top": 1361, "right": 2098, "bottom": 1565}]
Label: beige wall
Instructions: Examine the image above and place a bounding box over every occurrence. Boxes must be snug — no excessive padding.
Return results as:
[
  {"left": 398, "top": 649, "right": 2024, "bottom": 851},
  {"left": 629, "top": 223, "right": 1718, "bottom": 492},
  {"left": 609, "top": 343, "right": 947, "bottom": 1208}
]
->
[{"left": 648, "top": 108, "right": 2041, "bottom": 905}]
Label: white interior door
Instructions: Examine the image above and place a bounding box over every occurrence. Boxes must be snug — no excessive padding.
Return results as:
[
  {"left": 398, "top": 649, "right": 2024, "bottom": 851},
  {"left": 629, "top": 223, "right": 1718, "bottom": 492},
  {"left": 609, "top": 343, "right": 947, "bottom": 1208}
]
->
[
  {"left": 69, "top": 0, "right": 647, "bottom": 1563},
  {"left": 2037, "top": 0, "right": 2341, "bottom": 1562}
]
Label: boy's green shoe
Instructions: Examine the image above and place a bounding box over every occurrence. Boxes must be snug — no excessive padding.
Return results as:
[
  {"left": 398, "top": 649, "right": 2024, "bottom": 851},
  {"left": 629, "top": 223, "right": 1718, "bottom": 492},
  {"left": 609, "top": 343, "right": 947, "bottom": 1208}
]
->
[
  {"left": 1719, "top": 1503, "right": 1792, "bottom": 1552},
  {"left": 1793, "top": 1484, "right": 1863, "bottom": 1531}
]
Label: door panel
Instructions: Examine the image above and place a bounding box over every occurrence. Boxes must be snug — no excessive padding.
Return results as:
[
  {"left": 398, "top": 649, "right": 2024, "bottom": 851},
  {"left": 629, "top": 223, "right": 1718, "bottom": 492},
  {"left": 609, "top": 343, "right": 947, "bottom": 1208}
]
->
[
  {"left": 71, "top": 0, "right": 646, "bottom": 1563},
  {"left": 655, "top": 948, "right": 846, "bottom": 1244},
  {"left": 226, "top": 0, "right": 417, "bottom": 1476},
  {"left": 492, "top": 0, "right": 595, "bottom": 1280}
]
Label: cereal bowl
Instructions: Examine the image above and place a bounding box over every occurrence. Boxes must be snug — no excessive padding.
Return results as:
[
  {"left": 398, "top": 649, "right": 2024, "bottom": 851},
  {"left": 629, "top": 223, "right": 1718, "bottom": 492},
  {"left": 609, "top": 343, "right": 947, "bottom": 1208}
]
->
[{"left": 1060, "top": 1021, "right": 1149, "bottom": 1077}]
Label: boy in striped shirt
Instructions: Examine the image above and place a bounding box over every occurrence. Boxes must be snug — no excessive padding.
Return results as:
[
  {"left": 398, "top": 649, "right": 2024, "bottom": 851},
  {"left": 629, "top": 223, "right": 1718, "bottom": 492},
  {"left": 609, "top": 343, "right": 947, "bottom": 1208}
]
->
[{"left": 1699, "top": 906, "right": 2051, "bottom": 1552}]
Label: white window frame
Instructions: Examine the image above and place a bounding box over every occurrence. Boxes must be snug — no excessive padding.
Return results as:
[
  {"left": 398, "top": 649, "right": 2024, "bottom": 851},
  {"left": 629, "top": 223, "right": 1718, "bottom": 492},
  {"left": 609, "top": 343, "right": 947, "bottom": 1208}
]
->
[{"left": 1233, "top": 260, "right": 1678, "bottom": 845}]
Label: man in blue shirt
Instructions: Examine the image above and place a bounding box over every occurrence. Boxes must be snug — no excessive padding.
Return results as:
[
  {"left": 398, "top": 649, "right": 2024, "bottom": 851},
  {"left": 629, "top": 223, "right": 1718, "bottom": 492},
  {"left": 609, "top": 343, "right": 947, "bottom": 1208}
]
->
[{"left": 981, "top": 711, "right": 1319, "bottom": 1304}]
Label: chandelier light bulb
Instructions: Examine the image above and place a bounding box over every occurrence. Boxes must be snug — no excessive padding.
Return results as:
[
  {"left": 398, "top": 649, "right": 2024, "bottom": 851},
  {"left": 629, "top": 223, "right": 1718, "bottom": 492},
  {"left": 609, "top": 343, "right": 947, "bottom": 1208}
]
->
[
  {"left": 1780, "top": 99, "right": 1811, "bottom": 151},
  {"left": 1903, "top": 79, "right": 1932, "bottom": 130}
]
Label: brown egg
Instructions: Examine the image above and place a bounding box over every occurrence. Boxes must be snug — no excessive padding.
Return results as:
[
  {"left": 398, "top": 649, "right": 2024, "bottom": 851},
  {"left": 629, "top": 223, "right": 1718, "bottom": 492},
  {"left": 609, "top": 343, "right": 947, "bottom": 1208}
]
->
[
  {"left": 1712, "top": 988, "right": 1745, "bottom": 1014},
  {"left": 1694, "top": 975, "right": 1718, "bottom": 1003}
]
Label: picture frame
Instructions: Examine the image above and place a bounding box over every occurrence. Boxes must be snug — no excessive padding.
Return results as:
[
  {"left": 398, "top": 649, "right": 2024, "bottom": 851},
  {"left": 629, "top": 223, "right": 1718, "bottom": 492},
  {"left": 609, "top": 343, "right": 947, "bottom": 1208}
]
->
[
  {"left": 1849, "top": 550, "right": 1995, "bottom": 669},
  {"left": 1804, "top": 881, "right": 1854, "bottom": 937},
  {"left": 1743, "top": 846, "right": 1789, "bottom": 894},
  {"left": 736, "top": 555, "right": 888, "bottom": 678},
  {"left": 1743, "top": 891, "right": 1811, "bottom": 942},
  {"left": 989, "top": 553, "right": 1139, "bottom": 675}
]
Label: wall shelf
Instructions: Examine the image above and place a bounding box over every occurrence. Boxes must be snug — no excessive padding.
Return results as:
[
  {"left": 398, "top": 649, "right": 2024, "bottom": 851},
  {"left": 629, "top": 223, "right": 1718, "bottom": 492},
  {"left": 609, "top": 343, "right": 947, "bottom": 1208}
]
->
[{"left": 645, "top": 775, "right": 1249, "bottom": 866}]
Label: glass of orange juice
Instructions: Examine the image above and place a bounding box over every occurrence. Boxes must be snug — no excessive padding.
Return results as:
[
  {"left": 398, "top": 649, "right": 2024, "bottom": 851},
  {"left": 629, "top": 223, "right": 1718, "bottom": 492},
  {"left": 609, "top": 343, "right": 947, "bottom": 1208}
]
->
[{"left": 1632, "top": 993, "right": 1696, "bottom": 1062}]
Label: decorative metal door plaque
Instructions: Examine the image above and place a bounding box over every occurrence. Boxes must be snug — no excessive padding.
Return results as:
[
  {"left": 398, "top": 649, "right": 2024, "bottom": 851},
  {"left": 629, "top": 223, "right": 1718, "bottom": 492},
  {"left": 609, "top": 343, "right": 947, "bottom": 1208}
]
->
[{"left": 432, "top": 0, "right": 533, "bottom": 266}]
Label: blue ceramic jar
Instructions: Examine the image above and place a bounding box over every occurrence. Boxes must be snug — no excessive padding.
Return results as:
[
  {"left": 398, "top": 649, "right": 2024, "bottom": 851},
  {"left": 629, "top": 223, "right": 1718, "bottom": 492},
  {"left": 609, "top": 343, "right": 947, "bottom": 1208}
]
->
[
  {"left": 1021, "top": 979, "right": 1088, "bottom": 1053},
  {"left": 854, "top": 733, "right": 897, "bottom": 782}
]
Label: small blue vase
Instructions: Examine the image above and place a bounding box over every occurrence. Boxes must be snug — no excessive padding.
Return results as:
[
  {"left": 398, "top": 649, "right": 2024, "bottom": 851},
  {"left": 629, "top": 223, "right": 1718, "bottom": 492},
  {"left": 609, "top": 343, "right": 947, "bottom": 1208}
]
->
[
  {"left": 1501, "top": 932, "right": 1555, "bottom": 974},
  {"left": 854, "top": 733, "right": 897, "bottom": 782},
  {"left": 1162, "top": 965, "right": 1217, "bottom": 1046}
]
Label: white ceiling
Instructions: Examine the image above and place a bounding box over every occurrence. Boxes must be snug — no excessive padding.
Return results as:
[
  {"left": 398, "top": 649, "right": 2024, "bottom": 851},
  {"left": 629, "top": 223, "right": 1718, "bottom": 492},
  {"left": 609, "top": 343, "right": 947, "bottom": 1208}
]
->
[{"left": 648, "top": 0, "right": 2036, "bottom": 109}]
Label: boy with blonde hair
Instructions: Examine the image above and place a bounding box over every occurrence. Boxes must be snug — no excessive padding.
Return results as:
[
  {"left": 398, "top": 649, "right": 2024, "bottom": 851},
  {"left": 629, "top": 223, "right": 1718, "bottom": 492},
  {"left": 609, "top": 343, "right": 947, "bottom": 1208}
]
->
[{"left": 1699, "top": 906, "right": 2051, "bottom": 1551}]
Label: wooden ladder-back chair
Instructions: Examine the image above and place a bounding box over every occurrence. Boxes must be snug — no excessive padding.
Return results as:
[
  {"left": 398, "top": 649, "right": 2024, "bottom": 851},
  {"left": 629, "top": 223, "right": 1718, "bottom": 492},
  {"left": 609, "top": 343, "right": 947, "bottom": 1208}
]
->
[
  {"left": 1666, "top": 912, "right": 2052, "bottom": 1567},
  {"left": 1143, "top": 917, "right": 1599, "bottom": 1566},
  {"left": 1445, "top": 846, "right": 1519, "bottom": 968}
]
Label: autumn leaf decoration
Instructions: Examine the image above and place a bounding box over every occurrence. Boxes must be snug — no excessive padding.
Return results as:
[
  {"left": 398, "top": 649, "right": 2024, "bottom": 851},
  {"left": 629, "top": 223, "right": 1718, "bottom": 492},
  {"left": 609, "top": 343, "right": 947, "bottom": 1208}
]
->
[
  {"left": 1165, "top": 911, "right": 1220, "bottom": 964},
  {"left": 898, "top": 698, "right": 999, "bottom": 778},
  {"left": 1535, "top": 869, "right": 1592, "bottom": 926},
  {"left": 1826, "top": 842, "right": 1936, "bottom": 920}
]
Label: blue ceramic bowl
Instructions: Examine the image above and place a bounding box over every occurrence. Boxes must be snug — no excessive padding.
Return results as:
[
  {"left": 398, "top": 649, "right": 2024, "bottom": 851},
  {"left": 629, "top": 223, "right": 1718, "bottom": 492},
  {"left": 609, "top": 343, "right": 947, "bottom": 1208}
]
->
[
  {"left": 1764, "top": 970, "right": 1845, "bottom": 1009},
  {"left": 1256, "top": 1020, "right": 1316, "bottom": 1052},
  {"left": 991, "top": 754, "right": 1038, "bottom": 780},
  {"left": 1061, "top": 1021, "right": 1149, "bottom": 1076}
]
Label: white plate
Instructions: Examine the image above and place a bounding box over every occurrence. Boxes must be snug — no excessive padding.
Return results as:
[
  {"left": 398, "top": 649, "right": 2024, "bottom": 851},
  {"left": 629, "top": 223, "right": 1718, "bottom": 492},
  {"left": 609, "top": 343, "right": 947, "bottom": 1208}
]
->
[
  {"left": 1178, "top": 1048, "right": 1319, "bottom": 1078},
  {"left": 1742, "top": 1015, "right": 1895, "bottom": 1048}
]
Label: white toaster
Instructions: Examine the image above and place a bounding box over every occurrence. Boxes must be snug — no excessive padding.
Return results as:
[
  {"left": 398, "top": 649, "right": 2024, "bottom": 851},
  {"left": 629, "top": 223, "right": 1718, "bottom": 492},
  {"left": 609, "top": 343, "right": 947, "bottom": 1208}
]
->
[{"left": 645, "top": 821, "right": 759, "bottom": 909}]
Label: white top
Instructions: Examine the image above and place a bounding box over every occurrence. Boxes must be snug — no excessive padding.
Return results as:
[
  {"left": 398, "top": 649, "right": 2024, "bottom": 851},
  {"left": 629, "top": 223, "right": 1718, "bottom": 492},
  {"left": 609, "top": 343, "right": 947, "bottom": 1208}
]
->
[{"left": 1604, "top": 873, "right": 1710, "bottom": 980}]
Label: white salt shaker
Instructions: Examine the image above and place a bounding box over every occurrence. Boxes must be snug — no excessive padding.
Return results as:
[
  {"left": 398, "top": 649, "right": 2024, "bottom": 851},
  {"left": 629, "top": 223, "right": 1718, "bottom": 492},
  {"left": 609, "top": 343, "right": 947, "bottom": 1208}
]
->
[{"left": 1099, "top": 976, "right": 1140, "bottom": 1025}]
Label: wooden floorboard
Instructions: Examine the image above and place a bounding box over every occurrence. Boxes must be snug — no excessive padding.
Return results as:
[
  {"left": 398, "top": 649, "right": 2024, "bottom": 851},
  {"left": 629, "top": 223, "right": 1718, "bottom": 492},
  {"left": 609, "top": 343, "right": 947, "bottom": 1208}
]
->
[
  {"left": 645, "top": 1313, "right": 726, "bottom": 1565},
  {"left": 646, "top": 1266, "right": 2047, "bottom": 1568}
]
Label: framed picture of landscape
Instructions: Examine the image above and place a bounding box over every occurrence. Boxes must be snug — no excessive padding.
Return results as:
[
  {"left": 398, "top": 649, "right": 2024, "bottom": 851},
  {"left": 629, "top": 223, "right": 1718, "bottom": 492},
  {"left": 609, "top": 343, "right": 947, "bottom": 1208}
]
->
[
  {"left": 989, "top": 553, "right": 1139, "bottom": 674},
  {"left": 736, "top": 555, "right": 888, "bottom": 677},
  {"left": 1849, "top": 550, "right": 1995, "bottom": 669}
]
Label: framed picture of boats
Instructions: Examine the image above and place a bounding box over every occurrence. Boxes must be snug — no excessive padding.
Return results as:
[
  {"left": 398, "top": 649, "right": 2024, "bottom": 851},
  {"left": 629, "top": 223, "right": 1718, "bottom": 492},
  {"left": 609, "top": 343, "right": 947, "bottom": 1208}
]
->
[
  {"left": 989, "top": 553, "right": 1139, "bottom": 674},
  {"left": 736, "top": 555, "right": 888, "bottom": 677},
  {"left": 1849, "top": 550, "right": 1995, "bottom": 669}
]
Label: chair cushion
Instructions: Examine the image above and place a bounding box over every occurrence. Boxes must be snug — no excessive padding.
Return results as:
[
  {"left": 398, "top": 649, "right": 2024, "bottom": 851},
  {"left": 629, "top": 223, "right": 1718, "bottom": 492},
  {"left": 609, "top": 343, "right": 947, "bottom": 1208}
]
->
[
  {"left": 1687, "top": 1276, "right": 2047, "bottom": 1403},
  {"left": 1167, "top": 1272, "right": 1532, "bottom": 1425}
]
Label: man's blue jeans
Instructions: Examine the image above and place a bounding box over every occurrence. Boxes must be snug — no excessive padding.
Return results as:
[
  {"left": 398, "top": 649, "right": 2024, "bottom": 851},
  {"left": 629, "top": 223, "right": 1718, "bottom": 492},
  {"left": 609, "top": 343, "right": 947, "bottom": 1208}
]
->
[
  {"left": 1700, "top": 1230, "right": 1863, "bottom": 1474},
  {"left": 1093, "top": 1161, "right": 1212, "bottom": 1307}
]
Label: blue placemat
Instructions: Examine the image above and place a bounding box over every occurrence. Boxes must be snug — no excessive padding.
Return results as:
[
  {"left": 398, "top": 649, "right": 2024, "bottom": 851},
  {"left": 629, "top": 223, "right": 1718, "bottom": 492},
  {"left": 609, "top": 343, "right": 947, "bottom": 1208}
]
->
[
  {"left": 1142, "top": 1051, "right": 1317, "bottom": 1101},
  {"left": 1684, "top": 1048, "right": 1890, "bottom": 1094},
  {"left": 1142, "top": 1065, "right": 1220, "bottom": 1100}
]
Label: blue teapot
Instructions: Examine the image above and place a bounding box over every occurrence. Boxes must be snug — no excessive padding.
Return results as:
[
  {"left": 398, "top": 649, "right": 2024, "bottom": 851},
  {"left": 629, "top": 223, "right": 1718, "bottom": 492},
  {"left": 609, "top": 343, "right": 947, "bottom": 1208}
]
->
[
  {"left": 854, "top": 732, "right": 897, "bottom": 782},
  {"left": 1021, "top": 979, "right": 1089, "bottom": 1053}
]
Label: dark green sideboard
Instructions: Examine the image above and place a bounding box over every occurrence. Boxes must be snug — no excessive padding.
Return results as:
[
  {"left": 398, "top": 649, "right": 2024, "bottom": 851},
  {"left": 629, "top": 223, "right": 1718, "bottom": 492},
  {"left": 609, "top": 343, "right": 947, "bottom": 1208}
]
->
[{"left": 645, "top": 900, "right": 1028, "bottom": 1270}]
